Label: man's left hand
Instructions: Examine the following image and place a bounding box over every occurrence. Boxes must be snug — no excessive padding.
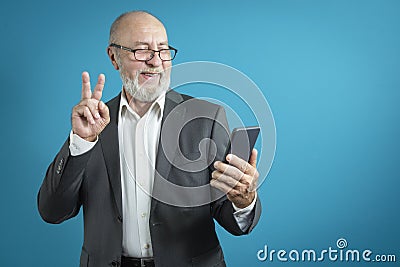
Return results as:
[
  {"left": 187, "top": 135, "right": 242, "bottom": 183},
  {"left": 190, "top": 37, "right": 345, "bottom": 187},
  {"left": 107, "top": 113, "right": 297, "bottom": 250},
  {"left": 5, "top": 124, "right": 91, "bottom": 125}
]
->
[{"left": 211, "top": 149, "right": 259, "bottom": 209}]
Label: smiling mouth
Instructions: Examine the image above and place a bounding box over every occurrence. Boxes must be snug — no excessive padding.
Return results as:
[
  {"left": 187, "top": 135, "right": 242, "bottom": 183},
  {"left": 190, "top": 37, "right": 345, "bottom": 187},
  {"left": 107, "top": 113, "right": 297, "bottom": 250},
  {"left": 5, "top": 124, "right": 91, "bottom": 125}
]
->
[{"left": 141, "top": 71, "right": 161, "bottom": 78}]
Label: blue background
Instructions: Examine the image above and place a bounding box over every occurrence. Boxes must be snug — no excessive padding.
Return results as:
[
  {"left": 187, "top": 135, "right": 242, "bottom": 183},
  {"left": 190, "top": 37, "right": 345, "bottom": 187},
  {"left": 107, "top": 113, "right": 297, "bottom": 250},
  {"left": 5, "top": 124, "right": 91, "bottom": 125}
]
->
[{"left": 0, "top": 0, "right": 399, "bottom": 266}]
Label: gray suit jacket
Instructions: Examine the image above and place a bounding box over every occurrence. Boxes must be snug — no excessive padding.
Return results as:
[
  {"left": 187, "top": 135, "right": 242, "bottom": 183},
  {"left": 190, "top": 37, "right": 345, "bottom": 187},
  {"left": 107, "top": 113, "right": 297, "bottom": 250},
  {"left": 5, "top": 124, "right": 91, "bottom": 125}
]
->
[{"left": 38, "top": 90, "right": 261, "bottom": 267}]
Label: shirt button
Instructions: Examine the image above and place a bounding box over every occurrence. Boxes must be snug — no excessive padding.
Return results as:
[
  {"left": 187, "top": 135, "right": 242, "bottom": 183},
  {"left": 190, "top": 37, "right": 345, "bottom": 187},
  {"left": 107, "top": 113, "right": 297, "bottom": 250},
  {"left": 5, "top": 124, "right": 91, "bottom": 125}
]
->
[
  {"left": 144, "top": 244, "right": 150, "bottom": 249},
  {"left": 141, "top": 213, "right": 146, "bottom": 218}
]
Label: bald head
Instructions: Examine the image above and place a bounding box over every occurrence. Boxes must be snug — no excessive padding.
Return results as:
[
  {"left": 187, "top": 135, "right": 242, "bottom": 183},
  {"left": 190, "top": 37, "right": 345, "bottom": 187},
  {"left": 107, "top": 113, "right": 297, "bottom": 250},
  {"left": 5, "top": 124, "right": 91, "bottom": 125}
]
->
[{"left": 109, "top": 11, "right": 166, "bottom": 45}]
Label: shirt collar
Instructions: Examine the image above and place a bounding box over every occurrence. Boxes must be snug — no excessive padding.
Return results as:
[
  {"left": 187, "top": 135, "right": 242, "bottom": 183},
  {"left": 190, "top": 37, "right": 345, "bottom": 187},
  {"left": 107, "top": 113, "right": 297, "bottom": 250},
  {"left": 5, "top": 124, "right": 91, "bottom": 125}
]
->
[{"left": 119, "top": 88, "right": 166, "bottom": 119}]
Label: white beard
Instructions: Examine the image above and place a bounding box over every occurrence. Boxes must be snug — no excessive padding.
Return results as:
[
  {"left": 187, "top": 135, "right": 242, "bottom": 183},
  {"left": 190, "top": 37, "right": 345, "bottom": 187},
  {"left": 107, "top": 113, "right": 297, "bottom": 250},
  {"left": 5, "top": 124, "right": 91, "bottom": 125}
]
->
[{"left": 120, "top": 68, "right": 170, "bottom": 102}]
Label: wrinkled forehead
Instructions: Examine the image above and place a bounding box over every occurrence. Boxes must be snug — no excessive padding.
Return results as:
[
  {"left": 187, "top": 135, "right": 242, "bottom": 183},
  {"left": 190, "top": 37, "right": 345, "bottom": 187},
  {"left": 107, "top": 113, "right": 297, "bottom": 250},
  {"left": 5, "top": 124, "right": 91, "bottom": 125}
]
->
[{"left": 116, "top": 14, "right": 168, "bottom": 45}]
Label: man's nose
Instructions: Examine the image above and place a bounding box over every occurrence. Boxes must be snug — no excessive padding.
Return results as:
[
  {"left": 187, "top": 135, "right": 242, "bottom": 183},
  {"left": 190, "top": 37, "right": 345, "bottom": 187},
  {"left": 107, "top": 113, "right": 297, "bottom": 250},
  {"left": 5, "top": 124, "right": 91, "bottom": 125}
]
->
[{"left": 146, "top": 51, "right": 162, "bottom": 67}]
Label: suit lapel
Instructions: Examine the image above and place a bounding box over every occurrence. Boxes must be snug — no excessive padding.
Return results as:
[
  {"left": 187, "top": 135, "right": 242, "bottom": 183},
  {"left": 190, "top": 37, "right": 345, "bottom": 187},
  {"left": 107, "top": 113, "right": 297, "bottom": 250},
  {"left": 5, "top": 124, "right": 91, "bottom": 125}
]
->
[
  {"left": 155, "top": 90, "right": 186, "bottom": 181},
  {"left": 99, "top": 94, "right": 122, "bottom": 218},
  {"left": 152, "top": 91, "right": 186, "bottom": 211}
]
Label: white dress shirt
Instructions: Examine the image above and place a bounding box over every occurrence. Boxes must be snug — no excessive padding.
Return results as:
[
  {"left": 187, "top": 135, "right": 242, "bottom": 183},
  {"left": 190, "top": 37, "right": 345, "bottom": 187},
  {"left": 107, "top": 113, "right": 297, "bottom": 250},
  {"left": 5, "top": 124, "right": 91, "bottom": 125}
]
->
[{"left": 69, "top": 90, "right": 257, "bottom": 258}]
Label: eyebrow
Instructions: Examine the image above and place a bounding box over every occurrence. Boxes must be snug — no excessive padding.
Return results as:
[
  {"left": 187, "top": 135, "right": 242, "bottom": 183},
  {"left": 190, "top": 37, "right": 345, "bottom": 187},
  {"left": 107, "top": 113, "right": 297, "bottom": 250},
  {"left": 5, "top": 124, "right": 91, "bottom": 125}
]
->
[{"left": 133, "top": 41, "right": 169, "bottom": 47}]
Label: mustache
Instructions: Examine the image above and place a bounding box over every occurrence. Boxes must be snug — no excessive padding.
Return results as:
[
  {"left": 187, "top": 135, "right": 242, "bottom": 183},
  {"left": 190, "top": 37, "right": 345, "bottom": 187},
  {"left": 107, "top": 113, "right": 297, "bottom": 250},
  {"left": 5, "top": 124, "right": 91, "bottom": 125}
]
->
[{"left": 139, "top": 68, "right": 165, "bottom": 74}]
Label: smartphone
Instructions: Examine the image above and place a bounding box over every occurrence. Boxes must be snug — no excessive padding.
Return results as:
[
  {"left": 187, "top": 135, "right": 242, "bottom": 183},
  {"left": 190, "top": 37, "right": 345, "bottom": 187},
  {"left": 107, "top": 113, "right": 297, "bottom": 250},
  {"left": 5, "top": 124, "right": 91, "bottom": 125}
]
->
[{"left": 223, "top": 126, "right": 260, "bottom": 163}]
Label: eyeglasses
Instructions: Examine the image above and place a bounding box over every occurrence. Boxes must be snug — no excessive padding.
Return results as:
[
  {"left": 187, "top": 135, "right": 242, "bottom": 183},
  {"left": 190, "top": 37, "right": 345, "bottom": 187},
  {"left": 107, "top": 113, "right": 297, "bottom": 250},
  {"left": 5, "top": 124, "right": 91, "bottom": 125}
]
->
[{"left": 109, "top": 43, "right": 178, "bottom": 61}]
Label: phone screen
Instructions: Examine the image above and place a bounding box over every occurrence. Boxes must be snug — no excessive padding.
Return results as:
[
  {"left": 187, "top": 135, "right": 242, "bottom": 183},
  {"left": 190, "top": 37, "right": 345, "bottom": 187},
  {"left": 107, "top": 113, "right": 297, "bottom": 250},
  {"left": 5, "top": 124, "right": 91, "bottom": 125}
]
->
[{"left": 223, "top": 126, "right": 260, "bottom": 163}]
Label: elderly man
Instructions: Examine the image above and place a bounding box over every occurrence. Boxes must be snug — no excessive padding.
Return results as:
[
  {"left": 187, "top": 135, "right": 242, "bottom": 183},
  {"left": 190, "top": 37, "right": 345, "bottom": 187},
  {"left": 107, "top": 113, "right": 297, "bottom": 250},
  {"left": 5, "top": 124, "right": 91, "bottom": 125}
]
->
[{"left": 38, "top": 11, "right": 261, "bottom": 267}]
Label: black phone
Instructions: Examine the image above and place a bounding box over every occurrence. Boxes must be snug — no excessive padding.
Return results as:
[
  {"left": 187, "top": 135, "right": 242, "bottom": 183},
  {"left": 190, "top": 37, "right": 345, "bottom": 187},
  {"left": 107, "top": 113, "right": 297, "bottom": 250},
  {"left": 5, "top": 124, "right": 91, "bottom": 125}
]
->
[{"left": 223, "top": 126, "right": 260, "bottom": 163}]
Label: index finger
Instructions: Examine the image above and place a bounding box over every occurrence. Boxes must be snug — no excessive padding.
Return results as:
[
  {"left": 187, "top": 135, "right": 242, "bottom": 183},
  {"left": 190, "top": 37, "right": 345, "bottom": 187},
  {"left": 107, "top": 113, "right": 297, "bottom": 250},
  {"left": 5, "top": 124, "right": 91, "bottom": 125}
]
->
[
  {"left": 226, "top": 153, "right": 253, "bottom": 174},
  {"left": 81, "top": 71, "right": 92, "bottom": 99},
  {"left": 92, "top": 73, "right": 105, "bottom": 100}
]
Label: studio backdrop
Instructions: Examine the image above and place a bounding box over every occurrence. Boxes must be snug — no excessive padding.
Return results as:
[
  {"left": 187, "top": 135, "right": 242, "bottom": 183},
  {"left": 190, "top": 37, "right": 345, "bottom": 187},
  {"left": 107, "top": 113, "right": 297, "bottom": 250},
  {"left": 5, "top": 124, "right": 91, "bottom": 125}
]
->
[{"left": 0, "top": 0, "right": 399, "bottom": 266}]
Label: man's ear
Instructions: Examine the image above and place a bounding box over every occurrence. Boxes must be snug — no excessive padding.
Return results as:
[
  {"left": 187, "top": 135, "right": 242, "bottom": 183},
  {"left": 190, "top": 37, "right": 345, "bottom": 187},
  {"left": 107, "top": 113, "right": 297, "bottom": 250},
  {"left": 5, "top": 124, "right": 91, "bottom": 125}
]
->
[{"left": 107, "top": 47, "right": 120, "bottom": 70}]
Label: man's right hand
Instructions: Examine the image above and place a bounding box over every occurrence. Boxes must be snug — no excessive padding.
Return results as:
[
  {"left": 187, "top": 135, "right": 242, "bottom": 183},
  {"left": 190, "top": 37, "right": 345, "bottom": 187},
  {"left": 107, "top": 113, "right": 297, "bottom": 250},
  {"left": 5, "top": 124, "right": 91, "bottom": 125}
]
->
[{"left": 72, "top": 72, "right": 110, "bottom": 142}]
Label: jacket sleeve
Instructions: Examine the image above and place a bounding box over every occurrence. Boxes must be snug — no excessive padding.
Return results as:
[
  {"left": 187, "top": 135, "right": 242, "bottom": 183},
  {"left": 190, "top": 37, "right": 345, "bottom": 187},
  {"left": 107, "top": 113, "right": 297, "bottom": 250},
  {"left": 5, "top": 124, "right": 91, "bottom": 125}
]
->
[
  {"left": 37, "top": 138, "right": 92, "bottom": 224},
  {"left": 209, "top": 106, "right": 262, "bottom": 235}
]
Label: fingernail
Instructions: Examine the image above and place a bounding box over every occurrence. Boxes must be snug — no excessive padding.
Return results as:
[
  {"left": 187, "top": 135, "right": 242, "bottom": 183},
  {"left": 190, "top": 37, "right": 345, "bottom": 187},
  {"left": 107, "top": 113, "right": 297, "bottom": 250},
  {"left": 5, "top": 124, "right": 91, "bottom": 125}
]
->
[
  {"left": 226, "top": 154, "right": 232, "bottom": 161},
  {"left": 94, "top": 113, "right": 100, "bottom": 119},
  {"left": 214, "top": 161, "right": 218, "bottom": 168}
]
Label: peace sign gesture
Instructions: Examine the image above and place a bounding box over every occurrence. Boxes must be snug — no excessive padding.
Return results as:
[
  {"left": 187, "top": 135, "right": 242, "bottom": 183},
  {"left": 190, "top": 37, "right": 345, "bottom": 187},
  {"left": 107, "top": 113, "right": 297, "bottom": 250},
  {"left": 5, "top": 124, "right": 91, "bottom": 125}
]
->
[{"left": 71, "top": 72, "right": 110, "bottom": 141}]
